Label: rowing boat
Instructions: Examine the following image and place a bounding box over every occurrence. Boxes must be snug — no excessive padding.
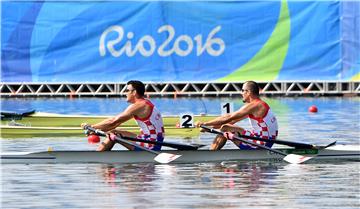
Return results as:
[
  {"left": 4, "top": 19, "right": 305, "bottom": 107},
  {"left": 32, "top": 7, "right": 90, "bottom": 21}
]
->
[
  {"left": 0, "top": 111, "right": 214, "bottom": 138},
  {"left": 1, "top": 145, "right": 359, "bottom": 164}
]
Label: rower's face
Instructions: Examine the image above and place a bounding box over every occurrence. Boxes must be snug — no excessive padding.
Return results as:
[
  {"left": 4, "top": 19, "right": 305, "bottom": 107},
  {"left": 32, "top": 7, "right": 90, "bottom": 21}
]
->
[
  {"left": 125, "top": 84, "right": 136, "bottom": 103},
  {"left": 241, "top": 84, "right": 251, "bottom": 103}
]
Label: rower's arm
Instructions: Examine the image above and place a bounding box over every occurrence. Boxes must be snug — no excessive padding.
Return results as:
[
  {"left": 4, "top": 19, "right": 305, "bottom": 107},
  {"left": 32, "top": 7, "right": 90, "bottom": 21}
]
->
[
  {"left": 202, "top": 104, "right": 254, "bottom": 127},
  {"left": 202, "top": 114, "right": 233, "bottom": 128},
  {"left": 92, "top": 105, "right": 139, "bottom": 132}
]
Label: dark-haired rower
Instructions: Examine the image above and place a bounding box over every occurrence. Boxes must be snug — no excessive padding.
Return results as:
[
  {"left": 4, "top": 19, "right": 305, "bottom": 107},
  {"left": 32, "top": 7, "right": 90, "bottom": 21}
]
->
[{"left": 81, "top": 80, "right": 164, "bottom": 151}]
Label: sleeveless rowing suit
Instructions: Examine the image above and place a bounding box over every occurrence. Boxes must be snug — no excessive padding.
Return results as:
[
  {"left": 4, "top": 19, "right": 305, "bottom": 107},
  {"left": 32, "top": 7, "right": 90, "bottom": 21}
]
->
[
  {"left": 134, "top": 99, "right": 165, "bottom": 151},
  {"left": 237, "top": 99, "right": 278, "bottom": 150}
]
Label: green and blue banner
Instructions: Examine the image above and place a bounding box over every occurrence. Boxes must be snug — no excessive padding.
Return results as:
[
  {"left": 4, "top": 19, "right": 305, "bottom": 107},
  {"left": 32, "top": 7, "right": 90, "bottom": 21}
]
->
[{"left": 1, "top": 1, "right": 359, "bottom": 82}]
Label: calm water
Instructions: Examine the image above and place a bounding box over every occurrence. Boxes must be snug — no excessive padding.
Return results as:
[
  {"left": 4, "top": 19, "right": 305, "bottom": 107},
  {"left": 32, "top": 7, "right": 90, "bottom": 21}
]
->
[{"left": 1, "top": 97, "right": 360, "bottom": 208}]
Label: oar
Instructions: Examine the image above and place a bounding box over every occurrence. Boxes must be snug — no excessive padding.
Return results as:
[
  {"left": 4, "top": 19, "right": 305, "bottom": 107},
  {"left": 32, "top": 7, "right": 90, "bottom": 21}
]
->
[
  {"left": 85, "top": 127, "right": 204, "bottom": 150},
  {"left": 200, "top": 125, "right": 313, "bottom": 164},
  {"left": 83, "top": 125, "right": 181, "bottom": 164},
  {"left": 119, "top": 135, "right": 205, "bottom": 150},
  {"left": 234, "top": 132, "right": 336, "bottom": 149}
]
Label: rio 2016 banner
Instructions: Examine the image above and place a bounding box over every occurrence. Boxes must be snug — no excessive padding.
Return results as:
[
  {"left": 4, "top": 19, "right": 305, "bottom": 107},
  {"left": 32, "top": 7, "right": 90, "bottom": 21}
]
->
[{"left": 1, "top": 1, "right": 359, "bottom": 82}]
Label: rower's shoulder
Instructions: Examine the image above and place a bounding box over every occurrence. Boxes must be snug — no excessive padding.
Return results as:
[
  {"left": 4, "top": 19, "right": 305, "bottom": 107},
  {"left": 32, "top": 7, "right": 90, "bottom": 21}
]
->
[
  {"left": 126, "top": 102, "right": 146, "bottom": 113},
  {"left": 254, "top": 99, "right": 269, "bottom": 108},
  {"left": 134, "top": 99, "right": 155, "bottom": 110}
]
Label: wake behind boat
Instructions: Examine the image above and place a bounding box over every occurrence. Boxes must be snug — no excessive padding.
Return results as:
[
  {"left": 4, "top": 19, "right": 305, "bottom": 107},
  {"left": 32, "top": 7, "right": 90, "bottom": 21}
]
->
[{"left": 1, "top": 145, "right": 359, "bottom": 164}]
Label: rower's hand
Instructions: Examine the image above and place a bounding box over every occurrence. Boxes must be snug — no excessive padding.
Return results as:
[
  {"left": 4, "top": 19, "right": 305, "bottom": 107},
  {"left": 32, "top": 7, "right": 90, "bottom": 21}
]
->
[
  {"left": 195, "top": 121, "right": 202, "bottom": 128},
  {"left": 81, "top": 123, "right": 89, "bottom": 129},
  {"left": 223, "top": 132, "right": 235, "bottom": 140},
  {"left": 108, "top": 133, "right": 117, "bottom": 142},
  {"left": 81, "top": 123, "right": 94, "bottom": 135},
  {"left": 195, "top": 121, "right": 206, "bottom": 132}
]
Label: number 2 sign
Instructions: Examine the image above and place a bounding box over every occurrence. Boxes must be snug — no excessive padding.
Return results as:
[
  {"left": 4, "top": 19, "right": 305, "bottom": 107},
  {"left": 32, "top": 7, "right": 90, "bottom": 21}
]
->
[{"left": 180, "top": 114, "right": 194, "bottom": 128}]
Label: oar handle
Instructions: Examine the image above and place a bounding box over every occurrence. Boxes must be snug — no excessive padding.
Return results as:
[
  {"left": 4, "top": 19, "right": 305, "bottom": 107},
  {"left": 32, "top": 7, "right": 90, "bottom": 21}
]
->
[
  {"left": 200, "top": 125, "right": 287, "bottom": 157},
  {"left": 83, "top": 125, "right": 105, "bottom": 136},
  {"left": 83, "top": 125, "right": 159, "bottom": 155}
]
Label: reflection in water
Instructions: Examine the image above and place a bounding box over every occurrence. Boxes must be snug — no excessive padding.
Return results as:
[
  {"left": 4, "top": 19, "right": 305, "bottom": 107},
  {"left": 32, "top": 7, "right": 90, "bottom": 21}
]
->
[
  {"left": 2, "top": 161, "right": 359, "bottom": 208},
  {"left": 182, "top": 162, "right": 279, "bottom": 194},
  {"left": 98, "top": 164, "right": 157, "bottom": 191},
  {"left": 276, "top": 162, "right": 360, "bottom": 209},
  {"left": 97, "top": 162, "right": 279, "bottom": 197},
  {"left": 217, "top": 162, "right": 279, "bottom": 191}
]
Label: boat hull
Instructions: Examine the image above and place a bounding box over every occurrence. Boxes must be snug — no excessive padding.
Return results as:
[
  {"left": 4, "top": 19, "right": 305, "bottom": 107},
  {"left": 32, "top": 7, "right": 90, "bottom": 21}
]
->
[{"left": 1, "top": 145, "right": 359, "bottom": 164}]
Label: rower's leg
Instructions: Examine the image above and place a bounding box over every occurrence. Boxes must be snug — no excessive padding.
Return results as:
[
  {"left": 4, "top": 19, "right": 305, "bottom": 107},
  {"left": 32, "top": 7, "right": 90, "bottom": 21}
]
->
[
  {"left": 112, "top": 130, "right": 138, "bottom": 151},
  {"left": 210, "top": 124, "right": 244, "bottom": 150},
  {"left": 210, "top": 135, "right": 227, "bottom": 150},
  {"left": 96, "top": 129, "right": 137, "bottom": 151},
  {"left": 97, "top": 138, "right": 116, "bottom": 151}
]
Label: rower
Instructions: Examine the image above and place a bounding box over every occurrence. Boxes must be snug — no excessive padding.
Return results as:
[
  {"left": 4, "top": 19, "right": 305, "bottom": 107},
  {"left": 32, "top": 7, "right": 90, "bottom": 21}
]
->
[
  {"left": 81, "top": 80, "right": 165, "bottom": 151},
  {"left": 196, "top": 81, "right": 279, "bottom": 150}
]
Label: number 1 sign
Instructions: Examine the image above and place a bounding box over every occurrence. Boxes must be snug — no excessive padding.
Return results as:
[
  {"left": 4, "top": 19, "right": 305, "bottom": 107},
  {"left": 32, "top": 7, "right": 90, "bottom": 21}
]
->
[{"left": 221, "top": 102, "right": 233, "bottom": 115}]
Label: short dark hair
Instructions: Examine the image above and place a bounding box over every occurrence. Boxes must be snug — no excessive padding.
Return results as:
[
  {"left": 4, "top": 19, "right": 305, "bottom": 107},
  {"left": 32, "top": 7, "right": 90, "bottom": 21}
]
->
[
  {"left": 244, "top": 81, "right": 259, "bottom": 96},
  {"left": 127, "top": 80, "right": 145, "bottom": 97}
]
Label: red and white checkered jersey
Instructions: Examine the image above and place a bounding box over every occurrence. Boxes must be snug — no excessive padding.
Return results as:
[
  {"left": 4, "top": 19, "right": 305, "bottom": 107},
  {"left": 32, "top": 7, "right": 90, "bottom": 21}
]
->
[
  {"left": 247, "top": 99, "right": 278, "bottom": 140},
  {"left": 134, "top": 99, "right": 164, "bottom": 139}
]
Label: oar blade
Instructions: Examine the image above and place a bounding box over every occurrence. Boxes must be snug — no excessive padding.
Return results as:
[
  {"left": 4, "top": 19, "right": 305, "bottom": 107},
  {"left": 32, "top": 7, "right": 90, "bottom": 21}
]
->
[
  {"left": 284, "top": 154, "right": 313, "bottom": 164},
  {"left": 323, "top": 141, "right": 337, "bottom": 149},
  {"left": 154, "top": 153, "right": 181, "bottom": 164}
]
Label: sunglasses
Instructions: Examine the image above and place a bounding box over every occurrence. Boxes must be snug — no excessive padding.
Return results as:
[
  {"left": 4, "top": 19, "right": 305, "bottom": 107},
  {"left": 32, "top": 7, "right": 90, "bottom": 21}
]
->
[{"left": 125, "top": 89, "right": 135, "bottom": 93}]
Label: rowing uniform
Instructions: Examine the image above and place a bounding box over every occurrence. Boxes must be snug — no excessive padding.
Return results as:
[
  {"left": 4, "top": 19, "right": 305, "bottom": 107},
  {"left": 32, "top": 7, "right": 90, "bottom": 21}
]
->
[
  {"left": 134, "top": 99, "right": 165, "bottom": 151},
  {"left": 237, "top": 99, "right": 278, "bottom": 150}
]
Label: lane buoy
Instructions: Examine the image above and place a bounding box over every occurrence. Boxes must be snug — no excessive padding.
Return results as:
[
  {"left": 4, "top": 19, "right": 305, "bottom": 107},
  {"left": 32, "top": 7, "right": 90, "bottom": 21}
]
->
[
  {"left": 309, "top": 105, "right": 318, "bottom": 113},
  {"left": 88, "top": 134, "right": 100, "bottom": 144}
]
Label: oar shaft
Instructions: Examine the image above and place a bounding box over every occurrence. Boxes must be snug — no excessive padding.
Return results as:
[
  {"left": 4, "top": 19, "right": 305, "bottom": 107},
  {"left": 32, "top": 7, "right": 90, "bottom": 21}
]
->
[
  {"left": 121, "top": 135, "right": 202, "bottom": 150},
  {"left": 237, "top": 133, "right": 315, "bottom": 149},
  {"left": 201, "top": 125, "right": 287, "bottom": 157},
  {"left": 84, "top": 126, "right": 159, "bottom": 155}
]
